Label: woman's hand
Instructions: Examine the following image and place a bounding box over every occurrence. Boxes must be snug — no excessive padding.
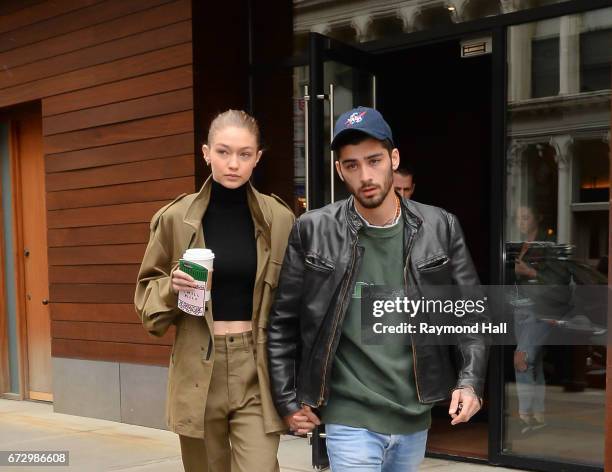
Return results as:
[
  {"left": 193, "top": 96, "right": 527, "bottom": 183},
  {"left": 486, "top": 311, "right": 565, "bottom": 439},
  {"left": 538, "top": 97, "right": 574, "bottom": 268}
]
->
[
  {"left": 515, "top": 259, "right": 536, "bottom": 279},
  {"left": 514, "top": 350, "right": 528, "bottom": 372},
  {"left": 171, "top": 269, "right": 196, "bottom": 294},
  {"left": 283, "top": 405, "right": 320, "bottom": 435}
]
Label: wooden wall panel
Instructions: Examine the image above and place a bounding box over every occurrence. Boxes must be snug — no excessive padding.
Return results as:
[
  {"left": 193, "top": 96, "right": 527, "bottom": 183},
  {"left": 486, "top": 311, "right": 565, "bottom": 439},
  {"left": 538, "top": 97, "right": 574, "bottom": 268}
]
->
[
  {"left": 51, "top": 303, "right": 138, "bottom": 323},
  {"left": 48, "top": 224, "right": 149, "bottom": 247},
  {"left": 48, "top": 202, "right": 169, "bottom": 228},
  {"left": 43, "top": 66, "right": 193, "bottom": 116},
  {"left": 0, "top": 0, "right": 101, "bottom": 34},
  {"left": 0, "top": 1, "right": 46, "bottom": 18},
  {"left": 0, "top": 43, "right": 192, "bottom": 108},
  {"left": 47, "top": 155, "right": 193, "bottom": 191},
  {"left": 51, "top": 321, "right": 173, "bottom": 345},
  {"left": 43, "top": 88, "right": 193, "bottom": 135},
  {"left": 50, "top": 284, "right": 135, "bottom": 304},
  {"left": 0, "top": 0, "right": 196, "bottom": 366},
  {"left": 45, "top": 132, "right": 194, "bottom": 173},
  {"left": 49, "top": 265, "right": 139, "bottom": 284},
  {"left": 0, "top": 0, "right": 170, "bottom": 53},
  {"left": 1, "top": 21, "right": 191, "bottom": 89},
  {"left": 48, "top": 244, "right": 147, "bottom": 265},
  {"left": 52, "top": 339, "right": 171, "bottom": 365},
  {"left": 46, "top": 177, "right": 192, "bottom": 210},
  {"left": 0, "top": 0, "right": 189, "bottom": 69},
  {"left": 43, "top": 112, "right": 193, "bottom": 155}
]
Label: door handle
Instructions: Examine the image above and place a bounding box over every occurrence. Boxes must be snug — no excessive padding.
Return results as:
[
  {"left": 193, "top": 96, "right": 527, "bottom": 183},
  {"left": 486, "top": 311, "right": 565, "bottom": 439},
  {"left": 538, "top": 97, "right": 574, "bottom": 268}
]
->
[
  {"left": 373, "top": 75, "right": 377, "bottom": 108},
  {"left": 329, "top": 83, "right": 335, "bottom": 204},
  {"left": 24, "top": 248, "right": 30, "bottom": 257},
  {"left": 42, "top": 299, "right": 49, "bottom": 305},
  {"left": 303, "top": 84, "right": 310, "bottom": 212}
]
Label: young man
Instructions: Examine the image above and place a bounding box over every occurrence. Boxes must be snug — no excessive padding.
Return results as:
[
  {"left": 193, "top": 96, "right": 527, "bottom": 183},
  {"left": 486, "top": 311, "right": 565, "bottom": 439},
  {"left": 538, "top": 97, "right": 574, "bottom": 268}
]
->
[
  {"left": 393, "top": 166, "right": 416, "bottom": 199},
  {"left": 267, "top": 107, "right": 488, "bottom": 471}
]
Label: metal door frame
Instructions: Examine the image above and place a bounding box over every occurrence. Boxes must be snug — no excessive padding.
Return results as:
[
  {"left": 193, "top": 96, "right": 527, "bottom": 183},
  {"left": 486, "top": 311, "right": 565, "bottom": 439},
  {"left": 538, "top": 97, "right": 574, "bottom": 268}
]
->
[{"left": 306, "top": 33, "right": 378, "bottom": 210}]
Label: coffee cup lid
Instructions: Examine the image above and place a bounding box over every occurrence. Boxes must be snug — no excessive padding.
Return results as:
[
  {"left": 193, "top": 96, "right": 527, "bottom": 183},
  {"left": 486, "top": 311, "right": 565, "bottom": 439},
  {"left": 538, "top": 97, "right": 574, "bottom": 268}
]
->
[{"left": 183, "top": 248, "right": 215, "bottom": 260}]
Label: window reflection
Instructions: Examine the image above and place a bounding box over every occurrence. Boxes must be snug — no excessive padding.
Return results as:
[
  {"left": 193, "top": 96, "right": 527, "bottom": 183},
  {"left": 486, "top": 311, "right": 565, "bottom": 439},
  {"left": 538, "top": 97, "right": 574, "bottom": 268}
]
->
[
  {"left": 293, "top": 66, "right": 308, "bottom": 214},
  {"left": 505, "top": 7, "right": 611, "bottom": 466}
]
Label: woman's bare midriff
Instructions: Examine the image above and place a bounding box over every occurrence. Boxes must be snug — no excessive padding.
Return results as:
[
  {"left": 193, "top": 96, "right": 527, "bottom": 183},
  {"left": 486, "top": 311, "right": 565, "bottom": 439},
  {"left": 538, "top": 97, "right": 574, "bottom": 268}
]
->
[{"left": 213, "top": 320, "right": 252, "bottom": 335}]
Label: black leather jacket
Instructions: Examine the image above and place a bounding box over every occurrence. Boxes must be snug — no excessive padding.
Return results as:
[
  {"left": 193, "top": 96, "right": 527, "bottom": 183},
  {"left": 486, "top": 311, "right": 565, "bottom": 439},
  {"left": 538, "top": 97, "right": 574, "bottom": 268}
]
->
[{"left": 267, "top": 195, "right": 488, "bottom": 417}]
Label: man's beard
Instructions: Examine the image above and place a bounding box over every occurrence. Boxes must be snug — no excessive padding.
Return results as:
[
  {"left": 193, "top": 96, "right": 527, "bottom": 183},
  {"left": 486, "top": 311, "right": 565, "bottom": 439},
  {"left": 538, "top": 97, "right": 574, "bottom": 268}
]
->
[{"left": 347, "top": 169, "right": 394, "bottom": 209}]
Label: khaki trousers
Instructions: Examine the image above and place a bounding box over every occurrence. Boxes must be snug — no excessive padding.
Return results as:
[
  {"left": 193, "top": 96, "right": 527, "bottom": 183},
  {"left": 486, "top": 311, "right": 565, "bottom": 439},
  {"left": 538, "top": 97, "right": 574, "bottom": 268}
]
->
[{"left": 179, "top": 332, "right": 280, "bottom": 472}]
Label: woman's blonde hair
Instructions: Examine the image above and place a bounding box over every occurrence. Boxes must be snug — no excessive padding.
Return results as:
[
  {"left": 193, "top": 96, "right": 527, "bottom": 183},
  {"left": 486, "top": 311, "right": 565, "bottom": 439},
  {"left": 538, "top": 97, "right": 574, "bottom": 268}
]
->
[{"left": 207, "top": 109, "right": 261, "bottom": 149}]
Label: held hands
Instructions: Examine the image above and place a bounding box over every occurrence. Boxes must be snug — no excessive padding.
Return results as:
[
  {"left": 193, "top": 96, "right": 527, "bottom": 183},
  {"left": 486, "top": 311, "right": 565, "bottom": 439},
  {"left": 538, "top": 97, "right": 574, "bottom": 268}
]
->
[
  {"left": 171, "top": 269, "right": 197, "bottom": 294},
  {"left": 283, "top": 405, "right": 321, "bottom": 435},
  {"left": 449, "top": 386, "right": 482, "bottom": 426}
]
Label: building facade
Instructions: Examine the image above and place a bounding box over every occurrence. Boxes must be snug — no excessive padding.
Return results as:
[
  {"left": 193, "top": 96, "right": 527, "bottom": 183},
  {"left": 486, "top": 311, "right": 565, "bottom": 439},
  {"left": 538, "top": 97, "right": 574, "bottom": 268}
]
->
[{"left": 0, "top": 0, "right": 610, "bottom": 470}]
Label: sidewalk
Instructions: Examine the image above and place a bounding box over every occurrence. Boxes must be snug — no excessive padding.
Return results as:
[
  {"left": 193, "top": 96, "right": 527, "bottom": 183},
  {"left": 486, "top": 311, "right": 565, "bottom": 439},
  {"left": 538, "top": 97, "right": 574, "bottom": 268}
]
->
[{"left": 0, "top": 399, "right": 522, "bottom": 471}]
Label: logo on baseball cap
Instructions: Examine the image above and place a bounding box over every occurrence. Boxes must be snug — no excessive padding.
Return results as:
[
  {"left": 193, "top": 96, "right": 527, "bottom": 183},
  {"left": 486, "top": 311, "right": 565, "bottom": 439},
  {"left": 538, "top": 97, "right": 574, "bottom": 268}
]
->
[{"left": 331, "top": 106, "right": 394, "bottom": 150}]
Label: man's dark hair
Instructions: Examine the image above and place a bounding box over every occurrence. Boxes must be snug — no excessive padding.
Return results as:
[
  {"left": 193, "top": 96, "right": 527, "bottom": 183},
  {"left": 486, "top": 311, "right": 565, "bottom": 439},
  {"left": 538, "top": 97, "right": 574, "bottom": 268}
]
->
[
  {"left": 395, "top": 163, "right": 415, "bottom": 179},
  {"left": 331, "top": 130, "right": 394, "bottom": 157}
]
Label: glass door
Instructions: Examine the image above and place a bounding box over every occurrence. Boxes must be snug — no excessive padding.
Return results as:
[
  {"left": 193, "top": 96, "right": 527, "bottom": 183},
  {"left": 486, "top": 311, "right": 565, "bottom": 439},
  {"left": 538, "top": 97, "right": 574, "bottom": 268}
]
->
[
  {"left": 302, "top": 33, "right": 376, "bottom": 210},
  {"left": 500, "top": 6, "right": 612, "bottom": 470}
]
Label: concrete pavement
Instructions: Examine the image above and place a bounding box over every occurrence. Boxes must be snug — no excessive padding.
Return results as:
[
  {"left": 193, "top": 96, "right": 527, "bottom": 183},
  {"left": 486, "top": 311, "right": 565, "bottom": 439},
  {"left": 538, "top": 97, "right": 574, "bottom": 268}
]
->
[{"left": 0, "top": 399, "right": 523, "bottom": 471}]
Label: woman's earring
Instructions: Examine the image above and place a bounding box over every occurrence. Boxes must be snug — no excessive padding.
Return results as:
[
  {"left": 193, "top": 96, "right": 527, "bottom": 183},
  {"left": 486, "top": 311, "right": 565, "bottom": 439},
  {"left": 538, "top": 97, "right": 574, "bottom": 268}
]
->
[{"left": 205, "top": 159, "right": 210, "bottom": 166}]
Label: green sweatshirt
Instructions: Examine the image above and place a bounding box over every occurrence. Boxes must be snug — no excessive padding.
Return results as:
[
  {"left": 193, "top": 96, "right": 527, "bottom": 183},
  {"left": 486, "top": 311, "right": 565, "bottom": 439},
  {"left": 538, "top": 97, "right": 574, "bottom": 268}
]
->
[{"left": 321, "top": 216, "right": 432, "bottom": 434}]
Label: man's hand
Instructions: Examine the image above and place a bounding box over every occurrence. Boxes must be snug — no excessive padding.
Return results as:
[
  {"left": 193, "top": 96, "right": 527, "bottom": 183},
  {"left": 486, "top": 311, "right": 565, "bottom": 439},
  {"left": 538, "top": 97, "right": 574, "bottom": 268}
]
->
[
  {"left": 449, "top": 387, "right": 481, "bottom": 426},
  {"left": 283, "top": 405, "right": 321, "bottom": 435}
]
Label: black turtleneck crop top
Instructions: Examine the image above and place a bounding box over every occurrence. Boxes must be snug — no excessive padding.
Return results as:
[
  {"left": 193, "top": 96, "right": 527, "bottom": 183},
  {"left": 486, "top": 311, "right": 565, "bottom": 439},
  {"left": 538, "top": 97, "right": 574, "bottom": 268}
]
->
[{"left": 202, "top": 180, "right": 257, "bottom": 321}]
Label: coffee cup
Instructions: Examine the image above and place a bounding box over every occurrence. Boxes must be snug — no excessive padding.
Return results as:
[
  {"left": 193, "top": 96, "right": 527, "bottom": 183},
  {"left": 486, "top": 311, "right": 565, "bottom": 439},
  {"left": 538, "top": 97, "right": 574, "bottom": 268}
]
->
[
  {"left": 182, "top": 248, "right": 214, "bottom": 297},
  {"left": 177, "top": 248, "right": 214, "bottom": 316}
]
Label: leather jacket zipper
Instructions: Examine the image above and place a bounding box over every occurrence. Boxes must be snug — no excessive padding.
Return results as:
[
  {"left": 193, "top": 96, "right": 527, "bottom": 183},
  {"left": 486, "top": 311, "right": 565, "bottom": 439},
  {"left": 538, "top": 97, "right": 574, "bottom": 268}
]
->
[
  {"left": 403, "top": 225, "right": 423, "bottom": 403},
  {"left": 316, "top": 237, "right": 359, "bottom": 406}
]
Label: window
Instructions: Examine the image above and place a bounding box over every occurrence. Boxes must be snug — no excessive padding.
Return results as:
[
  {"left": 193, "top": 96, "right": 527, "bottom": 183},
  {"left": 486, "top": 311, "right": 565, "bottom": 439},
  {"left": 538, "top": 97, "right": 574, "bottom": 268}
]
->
[
  {"left": 581, "top": 29, "right": 612, "bottom": 92},
  {"left": 532, "top": 37, "right": 560, "bottom": 98}
]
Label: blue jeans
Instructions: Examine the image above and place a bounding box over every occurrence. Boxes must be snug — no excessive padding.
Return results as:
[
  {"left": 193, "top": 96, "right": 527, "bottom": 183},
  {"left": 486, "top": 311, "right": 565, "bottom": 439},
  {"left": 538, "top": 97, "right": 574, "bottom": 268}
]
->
[
  {"left": 325, "top": 424, "right": 428, "bottom": 472},
  {"left": 515, "top": 359, "right": 546, "bottom": 416},
  {"left": 513, "top": 306, "right": 550, "bottom": 416}
]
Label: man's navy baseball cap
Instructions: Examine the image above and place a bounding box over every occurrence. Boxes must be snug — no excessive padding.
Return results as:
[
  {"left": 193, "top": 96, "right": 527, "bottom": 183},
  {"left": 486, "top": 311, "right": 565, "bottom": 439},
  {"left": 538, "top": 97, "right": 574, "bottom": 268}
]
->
[{"left": 331, "top": 106, "right": 394, "bottom": 151}]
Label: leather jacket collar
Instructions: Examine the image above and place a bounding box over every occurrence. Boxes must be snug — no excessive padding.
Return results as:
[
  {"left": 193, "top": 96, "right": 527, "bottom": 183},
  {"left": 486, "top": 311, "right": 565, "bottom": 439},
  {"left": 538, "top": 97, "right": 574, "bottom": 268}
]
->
[{"left": 345, "top": 193, "right": 422, "bottom": 236}]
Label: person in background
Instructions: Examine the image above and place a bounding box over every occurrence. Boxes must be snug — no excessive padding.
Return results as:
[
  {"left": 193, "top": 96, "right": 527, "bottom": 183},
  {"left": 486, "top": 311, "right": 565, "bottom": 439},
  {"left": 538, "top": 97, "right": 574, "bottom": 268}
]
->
[
  {"left": 135, "top": 110, "right": 294, "bottom": 472},
  {"left": 510, "top": 205, "right": 568, "bottom": 435},
  {"left": 393, "top": 165, "right": 415, "bottom": 199}
]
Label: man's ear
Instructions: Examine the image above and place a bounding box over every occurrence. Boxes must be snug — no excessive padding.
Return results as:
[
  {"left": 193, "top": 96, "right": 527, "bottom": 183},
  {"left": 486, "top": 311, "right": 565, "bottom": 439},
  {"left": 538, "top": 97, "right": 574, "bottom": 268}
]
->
[
  {"left": 335, "top": 160, "right": 345, "bottom": 182},
  {"left": 391, "top": 148, "right": 400, "bottom": 171}
]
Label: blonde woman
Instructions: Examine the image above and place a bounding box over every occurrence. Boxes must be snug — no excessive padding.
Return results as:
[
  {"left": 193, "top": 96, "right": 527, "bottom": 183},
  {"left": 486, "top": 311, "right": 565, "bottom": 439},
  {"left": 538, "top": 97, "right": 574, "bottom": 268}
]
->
[{"left": 135, "top": 110, "right": 294, "bottom": 471}]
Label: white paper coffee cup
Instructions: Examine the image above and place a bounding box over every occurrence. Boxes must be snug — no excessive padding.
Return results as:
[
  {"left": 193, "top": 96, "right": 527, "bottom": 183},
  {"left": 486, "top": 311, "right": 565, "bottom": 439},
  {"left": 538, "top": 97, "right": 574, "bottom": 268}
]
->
[
  {"left": 182, "top": 248, "right": 214, "bottom": 301},
  {"left": 177, "top": 248, "right": 215, "bottom": 316}
]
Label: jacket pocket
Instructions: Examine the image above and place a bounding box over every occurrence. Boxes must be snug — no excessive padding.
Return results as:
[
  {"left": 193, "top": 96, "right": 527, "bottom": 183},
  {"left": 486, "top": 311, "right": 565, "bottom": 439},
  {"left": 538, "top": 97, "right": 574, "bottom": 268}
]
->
[
  {"left": 416, "top": 254, "right": 450, "bottom": 273},
  {"left": 264, "top": 259, "right": 283, "bottom": 289},
  {"left": 304, "top": 252, "right": 335, "bottom": 273}
]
